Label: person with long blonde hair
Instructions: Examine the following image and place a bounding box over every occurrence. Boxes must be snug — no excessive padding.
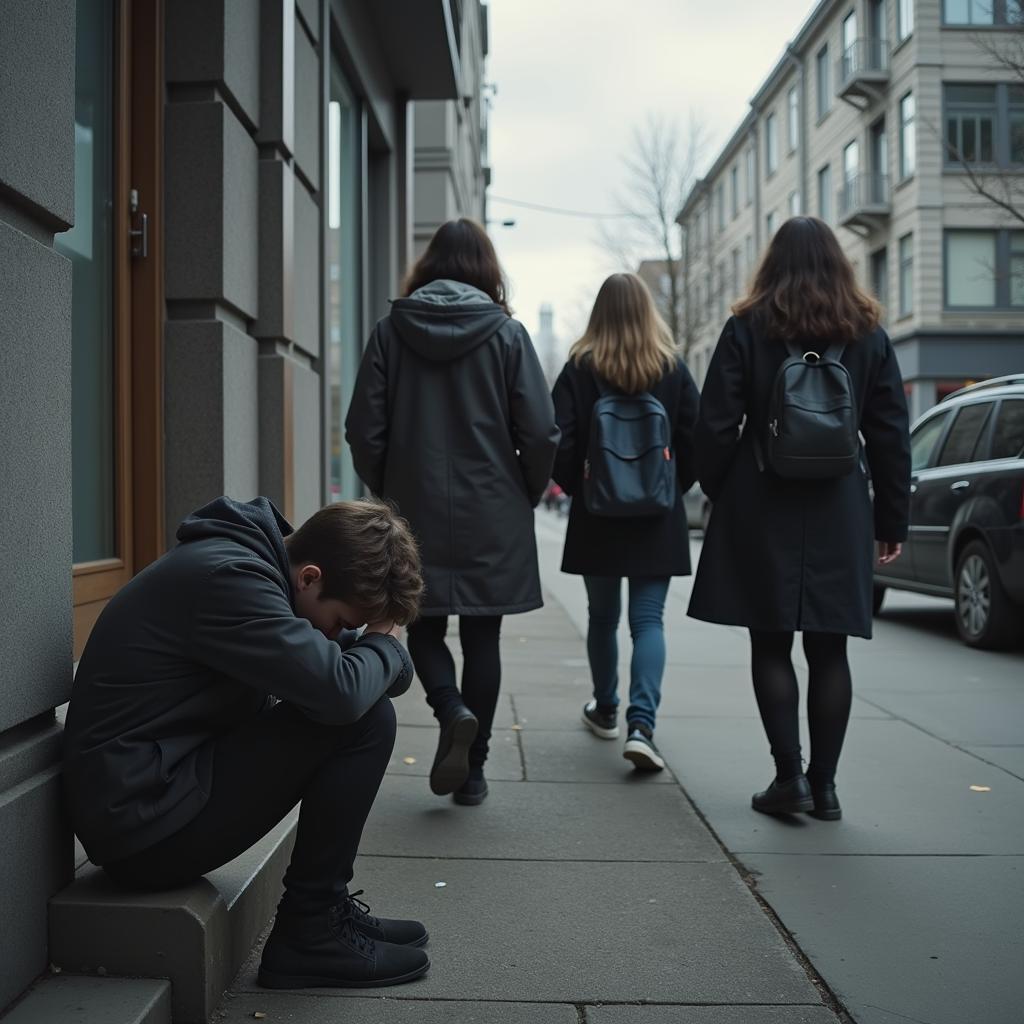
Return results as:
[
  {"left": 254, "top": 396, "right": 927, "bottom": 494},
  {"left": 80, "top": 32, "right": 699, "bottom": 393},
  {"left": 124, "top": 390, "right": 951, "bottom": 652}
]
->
[{"left": 551, "top": 273, "right": 700, "bottom": 770}]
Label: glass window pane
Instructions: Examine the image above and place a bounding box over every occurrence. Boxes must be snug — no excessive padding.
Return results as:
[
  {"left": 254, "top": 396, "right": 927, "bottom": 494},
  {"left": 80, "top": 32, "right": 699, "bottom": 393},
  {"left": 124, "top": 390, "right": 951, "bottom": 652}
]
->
[
  {"left": 1010, "top": 115, "right": 1024, "bottom": 163},
  {"left": 969, "top": 0, "right": 995, "bottom": 21},
  {"left": 1010, "top": 254, "right": 1024, "bottom": 306},
  {"left": 938, "top": 403, "right": 993, "bottom": 466},
  {"left": 947, "top": 232, "right": 997, "bottom": 306},
  {"left": 962, "top": 118, "right": 977, "bottom": 162},
  {"left": 979, "top": 116, "right": 993, "bottom": 162},
  {"left": 945, "top": 0, "right": 970, "bottom": 20},
  {"left": 991, "top": 400, "right": 1024, "bottom": 459},
  {"left": 911, "top": 413, "right": 949, "bottom": 472},
  {"left": 946, "top": 84, "right": 997, "bottom": 104},
  {"left": 55, "top": 0, "right": 115, "bottom": 563}
]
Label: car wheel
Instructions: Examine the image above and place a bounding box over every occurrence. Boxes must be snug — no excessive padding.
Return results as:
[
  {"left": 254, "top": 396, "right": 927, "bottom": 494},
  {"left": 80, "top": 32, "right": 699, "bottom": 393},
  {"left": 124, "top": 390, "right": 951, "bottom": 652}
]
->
[
  {"left": 872, "top": 585, "right": 886, "bottom": 615},
  {"left": 954, "top": 540, "right": 1019, "bottom": 649}
]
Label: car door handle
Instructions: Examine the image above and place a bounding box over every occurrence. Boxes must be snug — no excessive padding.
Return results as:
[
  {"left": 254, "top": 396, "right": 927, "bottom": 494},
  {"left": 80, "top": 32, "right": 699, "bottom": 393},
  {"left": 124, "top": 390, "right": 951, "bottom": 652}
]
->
[{"left": 950, "top": 480, "right": 971, "bottom": 492}]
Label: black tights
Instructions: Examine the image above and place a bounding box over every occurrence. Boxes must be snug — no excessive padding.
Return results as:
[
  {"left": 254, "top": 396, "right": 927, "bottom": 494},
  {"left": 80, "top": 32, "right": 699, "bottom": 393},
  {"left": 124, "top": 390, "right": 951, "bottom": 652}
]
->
[
  {"left": 749, "top": 629, "right": 852, "bottom": 787},
  {"left": 406, "top": 615, "right": 503, "bottom": 770}
]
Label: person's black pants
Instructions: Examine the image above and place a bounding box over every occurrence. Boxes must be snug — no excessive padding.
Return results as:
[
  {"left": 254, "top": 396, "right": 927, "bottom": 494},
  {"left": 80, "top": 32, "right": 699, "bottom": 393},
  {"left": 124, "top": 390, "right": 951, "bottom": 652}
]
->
[
  {"left": 103, "top": 697, "right": 396, "bottom": 912},
  {"left": 748, "top": 629, "right": 852, "bottom": 787},
  {"left": 406, "top": 615, "right": 502, "bottom": 770}
]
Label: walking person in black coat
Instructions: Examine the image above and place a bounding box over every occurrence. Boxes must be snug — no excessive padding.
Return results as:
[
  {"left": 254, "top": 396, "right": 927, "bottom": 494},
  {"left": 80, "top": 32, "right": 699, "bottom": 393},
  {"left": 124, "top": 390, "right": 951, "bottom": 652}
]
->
[
  {"left": 552, "top": 273, "right": 700, "bottom": 771},
  {"left": 346, "top": 219, "right": 558, "bottom": 806},
  {"left": 688, "top": 216, "right": 911, "bottom": 820}
]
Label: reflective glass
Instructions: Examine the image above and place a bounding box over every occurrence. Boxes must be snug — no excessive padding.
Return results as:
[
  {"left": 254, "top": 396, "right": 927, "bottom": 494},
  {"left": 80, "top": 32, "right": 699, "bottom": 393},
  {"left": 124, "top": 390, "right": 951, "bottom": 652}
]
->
[
  {"left": 991, "top": 401, "right": 1024, "bottom": 459},
  {"left": 947, "top": 232, "right": 996, "bottom": 307},
  {"left": 56, "top": 0, "right": 115, "bottom": 563},
  {"left": 911, "top": 413, "right": 948, "bottom": 472},
  {"left": 938, "top": 403, "right": 993, "bottom": 467}
]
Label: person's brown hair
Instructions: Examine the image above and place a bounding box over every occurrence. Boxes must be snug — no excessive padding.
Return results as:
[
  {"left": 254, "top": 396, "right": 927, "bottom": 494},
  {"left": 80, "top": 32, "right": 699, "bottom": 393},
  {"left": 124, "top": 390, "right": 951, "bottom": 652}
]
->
[
  {"left": 733, "top": 216, "right": 881, "bottom": 343},
  {"left": 286, "top": 499, "right": 423, "bottom": 625},
  {"left": 401, "top": 218, "right": 511, "bottom": 313},
  {"left": 569, "top": 273, "right": 678, "bottom": 394}
]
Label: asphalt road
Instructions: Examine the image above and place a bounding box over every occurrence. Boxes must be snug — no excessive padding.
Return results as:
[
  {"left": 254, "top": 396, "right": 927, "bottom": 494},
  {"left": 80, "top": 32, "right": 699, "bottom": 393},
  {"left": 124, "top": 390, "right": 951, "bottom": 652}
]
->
[{"left": 535, "top": 510, "right": 1024, "bottom": 1024}]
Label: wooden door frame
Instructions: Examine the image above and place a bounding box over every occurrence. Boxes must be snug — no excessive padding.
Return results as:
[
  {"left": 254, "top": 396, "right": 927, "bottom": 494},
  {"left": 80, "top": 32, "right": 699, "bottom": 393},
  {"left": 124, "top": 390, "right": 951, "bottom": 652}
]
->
[{"left": 73, "top": 0, "right": 164, "bottom": 657}]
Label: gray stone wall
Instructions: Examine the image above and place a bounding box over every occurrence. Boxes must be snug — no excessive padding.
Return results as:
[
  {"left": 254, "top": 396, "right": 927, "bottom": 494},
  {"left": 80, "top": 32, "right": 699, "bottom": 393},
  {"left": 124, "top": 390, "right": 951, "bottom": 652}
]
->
[{"left": 0, "top": 0, "right": 77, "bottom": 1010}]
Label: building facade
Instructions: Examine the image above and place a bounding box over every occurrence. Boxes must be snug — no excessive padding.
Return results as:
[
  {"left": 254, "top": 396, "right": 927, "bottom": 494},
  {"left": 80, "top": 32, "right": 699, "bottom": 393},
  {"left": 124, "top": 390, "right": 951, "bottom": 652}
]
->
[
  {"left": 413, "top": 0, "right": 490, "bottom": 255},
  {"left": 0, "top": 0, "right": 485, "bottom": 1014},
  {"left": 677, "top": 0, "right": 1024, "bottom": 419}
]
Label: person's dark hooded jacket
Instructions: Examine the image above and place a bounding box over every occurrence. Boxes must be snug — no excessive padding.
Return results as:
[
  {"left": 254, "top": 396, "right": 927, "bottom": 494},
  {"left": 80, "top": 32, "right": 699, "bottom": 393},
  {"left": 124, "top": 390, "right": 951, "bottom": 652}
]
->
[
  {"left": 345, "top": 279, "right": 559, "bottom": 616},
  {"left": 62, "top": 496, "right": 413, "bottom": 865}
]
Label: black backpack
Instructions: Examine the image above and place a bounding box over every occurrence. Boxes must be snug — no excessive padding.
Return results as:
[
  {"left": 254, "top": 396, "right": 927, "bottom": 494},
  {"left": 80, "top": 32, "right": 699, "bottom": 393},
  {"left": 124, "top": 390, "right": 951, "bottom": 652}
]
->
[
  {"left": 757, "top": 341, "right": 860, "bottom": 479},
  {"left": 583, "top": 377, "right": 675, "bottom": 517}
]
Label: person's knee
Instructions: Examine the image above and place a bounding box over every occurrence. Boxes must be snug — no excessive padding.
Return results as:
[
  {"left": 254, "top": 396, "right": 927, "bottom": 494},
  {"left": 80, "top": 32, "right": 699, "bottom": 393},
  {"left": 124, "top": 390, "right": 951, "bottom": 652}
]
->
[{"left": 353, "top": 695, "right": 397, "bottom": 749}]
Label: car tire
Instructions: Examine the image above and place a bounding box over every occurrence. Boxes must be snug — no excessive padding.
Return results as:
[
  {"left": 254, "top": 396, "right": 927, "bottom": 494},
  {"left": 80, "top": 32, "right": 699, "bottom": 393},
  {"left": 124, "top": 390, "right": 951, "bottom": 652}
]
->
[
  {"left": 872, "top": 585, "right": 886, "bottom": 615},
  {"left": 954, "top": 540, "right": 1019, "bottom": 649}
]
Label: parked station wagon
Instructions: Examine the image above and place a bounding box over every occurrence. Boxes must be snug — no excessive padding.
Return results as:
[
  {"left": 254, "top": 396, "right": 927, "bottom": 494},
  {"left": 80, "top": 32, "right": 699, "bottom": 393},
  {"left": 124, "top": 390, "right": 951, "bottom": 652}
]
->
[{"left": 874, "top": 375, "right": 1024, "bottom": 649}]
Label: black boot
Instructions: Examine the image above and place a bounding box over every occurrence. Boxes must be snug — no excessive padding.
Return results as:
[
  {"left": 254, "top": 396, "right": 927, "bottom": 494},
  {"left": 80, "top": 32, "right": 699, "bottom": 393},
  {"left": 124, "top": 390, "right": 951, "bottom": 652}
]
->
[
  {"left": 342, "top": 890, "right": 428, "bottom": 946},
  {"left": 751, "top": 774, "right": 814, "bottom": 815},
  {"left": 258, "top": 903, "right": 429, "bottom": 989},
  {"left": 453, "top": 767, "right": 488, "bottom": 806},
  {"left": 808, "top": 783, "right": 842, "bottom": 821},
  {"left": 430, "top": 705, "right": 478, "bottom": 795}
]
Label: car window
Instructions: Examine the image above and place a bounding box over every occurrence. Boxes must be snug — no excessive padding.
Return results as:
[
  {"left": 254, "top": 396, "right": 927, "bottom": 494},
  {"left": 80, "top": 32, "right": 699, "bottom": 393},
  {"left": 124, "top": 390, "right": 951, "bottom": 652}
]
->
[
  {"left": 937, "top": 402, "right": 994, "bottom": 467},
  {"left": 910, "top": 413, "right": 949, "bottom": 472},
  {"left": 990, "top": 399, "right": 1024, "bottom": 460}
]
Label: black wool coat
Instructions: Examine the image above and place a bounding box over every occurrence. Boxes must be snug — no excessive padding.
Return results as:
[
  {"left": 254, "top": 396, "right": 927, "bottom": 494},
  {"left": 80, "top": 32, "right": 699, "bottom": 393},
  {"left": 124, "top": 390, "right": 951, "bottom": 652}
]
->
[
  {"left": 687, "top": 314, "right": 911, "bottom": 638},
  {"left": 551, "top": 356, "right": 700, "bottom": 577},
  {"left": 345, "top": 280, "right": 559, "bottom": 616}
]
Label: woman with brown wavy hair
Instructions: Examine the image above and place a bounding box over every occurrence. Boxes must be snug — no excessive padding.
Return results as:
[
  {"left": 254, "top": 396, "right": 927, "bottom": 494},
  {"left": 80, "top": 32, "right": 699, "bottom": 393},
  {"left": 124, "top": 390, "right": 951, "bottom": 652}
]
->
[{"left": 688, "top": 216, "right": 911, "bottom": 821}]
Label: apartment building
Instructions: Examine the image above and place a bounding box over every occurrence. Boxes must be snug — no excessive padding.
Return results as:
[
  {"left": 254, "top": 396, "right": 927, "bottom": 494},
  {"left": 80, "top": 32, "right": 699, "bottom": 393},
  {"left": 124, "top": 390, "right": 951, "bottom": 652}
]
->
[{"left": 678, "top": 0, "right": 1024, "bottom": 419}]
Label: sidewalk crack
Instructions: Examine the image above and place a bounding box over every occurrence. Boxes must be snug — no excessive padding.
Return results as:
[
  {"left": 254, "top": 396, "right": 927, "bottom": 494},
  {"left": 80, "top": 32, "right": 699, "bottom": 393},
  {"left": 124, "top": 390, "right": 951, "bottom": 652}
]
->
[{"left": 509, "top": 694, "right": 528, "bottom": 781}]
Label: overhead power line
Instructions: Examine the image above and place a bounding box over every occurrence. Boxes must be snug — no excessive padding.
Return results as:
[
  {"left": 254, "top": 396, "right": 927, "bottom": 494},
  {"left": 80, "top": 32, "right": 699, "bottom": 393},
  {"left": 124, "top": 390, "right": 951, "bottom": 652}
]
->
[{"left": 488, "top": 194, "right": 638, "bottom": 220}]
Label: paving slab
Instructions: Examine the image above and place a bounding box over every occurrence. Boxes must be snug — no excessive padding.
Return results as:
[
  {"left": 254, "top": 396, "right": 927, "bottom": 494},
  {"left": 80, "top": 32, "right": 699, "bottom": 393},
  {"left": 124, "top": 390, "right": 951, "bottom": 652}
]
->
[
  {"left": 518, "top": 728, "right": 673, "bottom": 783},
  {"left": 655, "top": 715, "right": 1024, "bottom": 856},
  {"left": 742, "top": 853, "right": 1024, "bottom": 1024},
  {"left": 221, "top": 994, "right": 577, "bottom": 1023},
  {"left": 234, "top": 858, "right": 822, "bottom": 1005},
  {"left": 395, "top": 692, "right": 516, "bottom": 731},
  {"left": 388, "top": 725, "right": 523, "bottom": 782},
  {"left": 963, "top": 744, "right": 1024, "bottom": 779},
  {"left": 587, "top": 1007, "right": 839, "bottom": 1024},
  {"left": 360, "top": 775, "right": 723, "bottom": 861}
]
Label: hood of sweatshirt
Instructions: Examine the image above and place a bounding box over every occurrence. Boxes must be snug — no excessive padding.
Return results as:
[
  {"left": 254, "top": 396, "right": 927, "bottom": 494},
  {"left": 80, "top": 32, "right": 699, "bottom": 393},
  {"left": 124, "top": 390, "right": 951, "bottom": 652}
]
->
[
  {"left": 388, "top": 278, "right": 510, "bottom": 362},
  {"left": 176, "top": 495, "right": 294, "bottom": 601}
]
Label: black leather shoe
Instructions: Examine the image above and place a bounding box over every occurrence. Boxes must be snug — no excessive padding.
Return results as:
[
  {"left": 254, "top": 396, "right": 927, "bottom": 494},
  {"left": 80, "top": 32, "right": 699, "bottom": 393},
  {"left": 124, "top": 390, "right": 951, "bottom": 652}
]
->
[
  {"left": 343, "top": 890, "right": 428, "bottom": 946},
  {"left": 257, "top": 905, "right": 429, "bottom": 989},
  {"left": 453, "top": 770, "right": 488, "bottom": 806},
  {"left": 751, "top": 774, "right": 814, "bottom": 815},
  {"left": 429, "top": 705, "right": 478, "bottom": 795},
  {"left": 808, "top": 784, "right": 842, "bottom": 821}
]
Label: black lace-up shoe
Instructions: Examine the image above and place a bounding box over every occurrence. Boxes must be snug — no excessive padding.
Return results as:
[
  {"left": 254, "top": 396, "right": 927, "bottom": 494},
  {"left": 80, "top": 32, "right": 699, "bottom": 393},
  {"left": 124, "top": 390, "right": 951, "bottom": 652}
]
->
[
  {"left": 430, "top": 705, "right": 479, "bottom": 795},
  {"left": 453, "top": 768, "right": 488, "bottom": 805},
  {"left": 808, "top": 784, "right": 842, "bottom": 821},
  {"left": 582, "top": 699, "right": 619, "bottom": 739},
  {"left": 623, "top": 724, "right": 666, "bottom": 772},
  {"left": 257, "top": 904, "right": 429, "bottom": 989},
  {"left": 751, "top": 775, "right": 814, "bottom": 815},
  {"left": 344, "top": 890, "right": 428, "bottom": 946}
]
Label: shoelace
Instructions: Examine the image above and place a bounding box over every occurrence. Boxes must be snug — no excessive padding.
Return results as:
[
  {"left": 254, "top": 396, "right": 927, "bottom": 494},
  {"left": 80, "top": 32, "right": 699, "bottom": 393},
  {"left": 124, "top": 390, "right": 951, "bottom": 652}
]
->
[
  {"left": 344, "top": 889, "right": 381, "bottom": 929},
  {"left": 327, "top": 900, "right": 375, "bottom": 955}
]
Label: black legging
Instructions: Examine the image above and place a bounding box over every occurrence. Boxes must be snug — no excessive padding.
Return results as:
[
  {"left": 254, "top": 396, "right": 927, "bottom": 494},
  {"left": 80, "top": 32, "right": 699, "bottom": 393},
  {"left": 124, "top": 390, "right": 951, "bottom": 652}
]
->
[
  {"left": 749, "top": 629, "right": 852, "bottom": 787},
  {"left": 406, "top": 615, "right": 503, "bottom": 771}
]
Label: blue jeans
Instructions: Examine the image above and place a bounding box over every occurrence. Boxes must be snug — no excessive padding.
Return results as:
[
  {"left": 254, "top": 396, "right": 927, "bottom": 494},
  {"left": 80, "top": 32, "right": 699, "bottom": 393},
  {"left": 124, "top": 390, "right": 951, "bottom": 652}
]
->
[{"left": 583, "top": 576, "right": 671, "bottom": 734}]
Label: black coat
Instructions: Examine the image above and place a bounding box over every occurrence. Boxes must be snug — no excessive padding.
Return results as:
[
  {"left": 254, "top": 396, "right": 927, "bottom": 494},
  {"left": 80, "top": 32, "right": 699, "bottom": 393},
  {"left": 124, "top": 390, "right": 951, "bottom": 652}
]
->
[
  {"left": 687, "top": 315, "right": 911, "bottom": 638},
  {"left": 63, "top": 497, "right": 413, "bottom": 864},
  {"left": 345, "top": 280, "right": 559, "bottom": 616},
  {"left": 551, "top": 356, "right": 700, "bottom": 577}
]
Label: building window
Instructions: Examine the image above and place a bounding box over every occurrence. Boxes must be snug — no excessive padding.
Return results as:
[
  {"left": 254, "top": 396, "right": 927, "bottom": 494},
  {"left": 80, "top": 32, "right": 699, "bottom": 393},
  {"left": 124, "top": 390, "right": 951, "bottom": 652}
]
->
[
  {"left": 745, "top": 234, "right": 755, "bottom": 273},
  {"left": 898, "top": 0, "right": 914, "bottom": 39},
  {"left": 816, "top": 45, "right": 831, "bottom": 120},
  {"left": 787, "top": 85, "right": 799, "bottom": 152},
  {"left": 943, "top": 0, "right": 1018, "bottom": 23},
  {"left": 730, "top": 165, "right": 739, "bottom": 219},
  {"left": 870, "top": 246, "right": 889, "bottom": 315},
  {"left": 945, "top": 229, "right": 1024, "bottom": 308},
  {"left": 841, "top": 11, "right": 858, "bottom": 80},
  {"left": 899, "top": 233, "right": 914, "bottom": 317},
  {"left": 944, "top": 84, "right": 1024, "bottom": 168},
  {"left": 788, "top": 190, "right": 801, "bottom": 217},
  {"left": 899, "top": 92, "right": 916, "bottom": 178},
  {"left": 745, "top": 147, "right": 755, "bottom": 205},
  {"left": 766, "top": 211, "right": 777, "bottom": 240},
  {"left": 731, "top": 248, "right": 741, "bottom": 301},
  {"left": 817, "top": 164, "right": 832, "bottom": 223},
  {"left": 716, "top": 182, "right": 725, "bottom": 231},
  {"left": 765, "top": 113, "right": 778, "bottom": 175},
  {"left": 718, "top": 261, "right": 727, "bottom": 319}
]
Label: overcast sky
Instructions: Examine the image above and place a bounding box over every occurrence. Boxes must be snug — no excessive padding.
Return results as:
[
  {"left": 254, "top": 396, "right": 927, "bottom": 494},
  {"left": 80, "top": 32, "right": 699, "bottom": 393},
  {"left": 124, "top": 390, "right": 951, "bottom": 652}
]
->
[{"left": 486, "top": 0, "right": 815, "bottom": 354}]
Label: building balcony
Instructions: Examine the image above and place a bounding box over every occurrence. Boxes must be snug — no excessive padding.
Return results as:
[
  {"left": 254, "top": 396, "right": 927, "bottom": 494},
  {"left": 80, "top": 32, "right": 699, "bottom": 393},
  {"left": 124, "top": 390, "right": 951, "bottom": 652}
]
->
[
  {"left": 837, "top": 38, "right": 889, "bottom": 108},
  {"left": 838, "top": 173, "right": 891, "bottom": 234}
]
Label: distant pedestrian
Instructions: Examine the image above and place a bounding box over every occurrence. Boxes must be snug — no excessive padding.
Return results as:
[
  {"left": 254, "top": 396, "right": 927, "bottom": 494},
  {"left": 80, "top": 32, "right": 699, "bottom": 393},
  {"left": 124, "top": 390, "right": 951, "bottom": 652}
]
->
[
  {"left": 346, "top": 219, "right": 558, "bottom": 806},
  {"left": 688, "top": 216, "right": 911, "bottom": 821},
  {"left": 552, "top": 273, "right": 700, "bottom": 771}
]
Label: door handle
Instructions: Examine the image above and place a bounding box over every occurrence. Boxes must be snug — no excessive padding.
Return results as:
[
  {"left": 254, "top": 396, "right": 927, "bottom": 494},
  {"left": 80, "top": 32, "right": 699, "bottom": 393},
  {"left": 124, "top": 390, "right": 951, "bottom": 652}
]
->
[
  {"left": 950, "top": 480, "right": 971, "bottom": 492},
  {"left": 130, "top": 212, "right": 148, "bottom": 259}
]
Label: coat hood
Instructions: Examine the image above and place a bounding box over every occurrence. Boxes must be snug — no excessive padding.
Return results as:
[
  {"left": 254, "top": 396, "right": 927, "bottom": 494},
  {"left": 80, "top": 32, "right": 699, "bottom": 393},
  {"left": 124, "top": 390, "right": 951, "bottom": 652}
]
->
[
  {"left": 389, "top": 278, "right": 509, "bottom": 362},
  {"left": 176, "top": 496, "right": 294, "bottom": 599}
]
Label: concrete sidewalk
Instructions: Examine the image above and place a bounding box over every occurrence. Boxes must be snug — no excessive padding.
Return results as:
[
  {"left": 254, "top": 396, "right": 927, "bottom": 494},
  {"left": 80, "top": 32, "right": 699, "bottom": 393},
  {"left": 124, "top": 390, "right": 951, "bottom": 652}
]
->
[{"left": 219, "top": 574, "right": 845, "bottom": 1021}]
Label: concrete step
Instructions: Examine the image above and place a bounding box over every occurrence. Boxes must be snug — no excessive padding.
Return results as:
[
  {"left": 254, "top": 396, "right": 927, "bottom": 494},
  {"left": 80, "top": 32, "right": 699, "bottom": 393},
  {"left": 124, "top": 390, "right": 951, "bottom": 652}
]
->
[
  {"left": 48, "top": 811, "right": 297, "bottom": 1024},
  {"left": 0, "top": 976, "right": 170, "bottom": 1024}
]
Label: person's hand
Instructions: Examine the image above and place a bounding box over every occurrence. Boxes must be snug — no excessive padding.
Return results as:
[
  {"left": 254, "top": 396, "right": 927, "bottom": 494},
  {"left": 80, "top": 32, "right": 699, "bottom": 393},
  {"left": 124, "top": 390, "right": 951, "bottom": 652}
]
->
[
  {"left": 365, "top": 619, "right": 400, "bottom": 638},
  {"left": 876, "top": 541, "right": 902, "bottom": 566}
]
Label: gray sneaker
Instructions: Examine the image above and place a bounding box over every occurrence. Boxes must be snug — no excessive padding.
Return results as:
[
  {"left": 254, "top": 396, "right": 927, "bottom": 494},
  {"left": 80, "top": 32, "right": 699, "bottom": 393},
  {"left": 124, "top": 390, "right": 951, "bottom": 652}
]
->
[{"left": 623, "top": 725, "right": 665, "bottom": 772}]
